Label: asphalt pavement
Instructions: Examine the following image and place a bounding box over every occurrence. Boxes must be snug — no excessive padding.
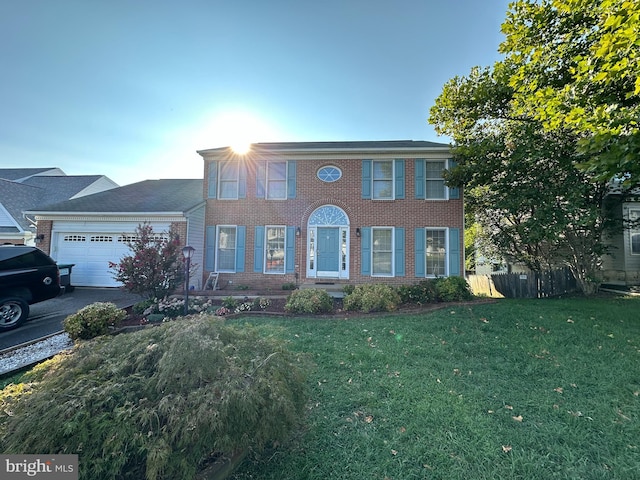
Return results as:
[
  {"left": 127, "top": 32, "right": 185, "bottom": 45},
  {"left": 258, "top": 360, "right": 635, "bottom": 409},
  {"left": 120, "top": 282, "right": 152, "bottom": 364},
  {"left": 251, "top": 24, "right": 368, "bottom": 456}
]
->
[{"left": 0, "top": 287, "right": 143, "bottom": 350}]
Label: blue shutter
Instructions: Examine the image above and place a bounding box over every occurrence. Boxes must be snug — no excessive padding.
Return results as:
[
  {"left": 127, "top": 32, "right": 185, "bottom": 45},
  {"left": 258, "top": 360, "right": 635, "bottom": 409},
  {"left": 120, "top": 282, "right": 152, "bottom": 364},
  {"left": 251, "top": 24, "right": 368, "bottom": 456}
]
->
[
  {"left": 286, "top": 226, "right": 295, "bottom": 273},
  {"left": 394, "top": 228, "right": 405, "bottom": 277},
  {"left": 205, "top": 226, "right": 216, "bottom": 271},
  {"left": 361, "top": 227, "right": 371, "bottom": 275},
  {"left": 254, "top": 226, "right": 264, "bottom": 272},
  {"left": 362, "top": 160, "right": 372, "bottom": 199},
  {"left": 236, "top": 226, "right": 246, "bottom": 272},
  {"left": 414, "top": 228, "right": 425, "bottom": 277},
  {"left": 256, "top": 163, "right": 265, "bottom": 198},
  {"left": 287, "top": 161, "right": 297, "bottom": 199},
  {"left": 414, "top": 159, "right": 425, "bottom": 199},
  {"left": 448, "top": 228, "right": 461, "bottom": 276},
  {"left": 448, "top": 159, "right": 460, "bottom": 199},
  {"left": 207, "top": 162, "right": 218, "bottom": 198},
  {"left": 238, "top": 164, "right": 247, "bottom": 199},
  {"left": 394, "top": 160, "right": 405, "bottom": 199}
]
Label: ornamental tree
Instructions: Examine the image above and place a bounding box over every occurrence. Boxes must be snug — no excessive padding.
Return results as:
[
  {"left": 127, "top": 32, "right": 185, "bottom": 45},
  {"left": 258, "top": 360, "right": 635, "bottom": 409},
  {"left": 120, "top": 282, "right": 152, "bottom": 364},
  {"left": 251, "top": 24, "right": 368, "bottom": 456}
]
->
[{"left": 109, "top": 223, "right": 185, "bottom": 299}]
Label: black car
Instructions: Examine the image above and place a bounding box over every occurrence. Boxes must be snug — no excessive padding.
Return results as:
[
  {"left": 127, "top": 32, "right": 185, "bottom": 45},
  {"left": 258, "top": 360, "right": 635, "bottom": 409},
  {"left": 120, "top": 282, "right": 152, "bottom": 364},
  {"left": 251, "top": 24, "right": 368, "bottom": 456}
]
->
[{"left": 0, "top": 245, "right": 61, "bottom": 331}]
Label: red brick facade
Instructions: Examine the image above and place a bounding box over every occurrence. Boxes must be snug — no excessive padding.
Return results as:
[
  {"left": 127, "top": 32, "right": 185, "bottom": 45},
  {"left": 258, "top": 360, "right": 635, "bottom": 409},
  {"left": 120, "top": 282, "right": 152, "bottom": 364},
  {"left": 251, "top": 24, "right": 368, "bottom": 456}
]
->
[{"left": 200, "top": 142, "right": 463, "bottom": 290}]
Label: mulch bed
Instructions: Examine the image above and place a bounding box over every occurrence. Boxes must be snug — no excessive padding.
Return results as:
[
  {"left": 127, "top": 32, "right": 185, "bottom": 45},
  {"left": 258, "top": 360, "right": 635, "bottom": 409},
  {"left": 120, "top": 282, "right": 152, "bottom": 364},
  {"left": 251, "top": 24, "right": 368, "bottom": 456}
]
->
[{"left": 119, "top": 297, "right": 497, "bottom": 328}]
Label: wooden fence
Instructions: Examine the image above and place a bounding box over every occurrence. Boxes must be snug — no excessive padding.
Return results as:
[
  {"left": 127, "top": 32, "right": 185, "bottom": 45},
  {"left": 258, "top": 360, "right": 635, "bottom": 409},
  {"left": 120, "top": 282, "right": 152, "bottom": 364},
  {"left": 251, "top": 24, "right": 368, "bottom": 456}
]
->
[{"left": 468, "top": 267, "right": 578, "bottom": 299}]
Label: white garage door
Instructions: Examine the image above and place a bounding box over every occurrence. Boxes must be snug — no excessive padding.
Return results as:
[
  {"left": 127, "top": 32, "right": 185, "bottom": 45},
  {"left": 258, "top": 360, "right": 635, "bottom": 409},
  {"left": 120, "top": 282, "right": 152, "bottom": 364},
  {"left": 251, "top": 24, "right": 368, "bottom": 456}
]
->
[{"left": 55, "top": 233, "right": 134, "bottom": 287}]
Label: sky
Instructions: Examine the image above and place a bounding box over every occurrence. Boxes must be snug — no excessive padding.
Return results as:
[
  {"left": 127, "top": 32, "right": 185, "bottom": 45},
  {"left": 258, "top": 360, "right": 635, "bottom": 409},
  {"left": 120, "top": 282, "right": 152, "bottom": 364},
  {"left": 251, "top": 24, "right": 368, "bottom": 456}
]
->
[{"left": 1, "top": 0, "right": 511, "bottom": 186}]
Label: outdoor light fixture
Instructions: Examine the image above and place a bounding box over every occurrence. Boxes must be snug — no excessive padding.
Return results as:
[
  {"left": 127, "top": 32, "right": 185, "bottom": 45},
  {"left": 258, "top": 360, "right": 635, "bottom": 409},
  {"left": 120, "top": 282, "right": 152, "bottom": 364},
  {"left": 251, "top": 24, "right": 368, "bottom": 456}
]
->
[
  {"left": 296, "top": 227, "right": 301, "bottom": 236},
  {"left": 356, "top": 228, "right": 361, "bottom": 237},
  {"left": 182, "top": 245, "right": 195, "bottom": 315}
]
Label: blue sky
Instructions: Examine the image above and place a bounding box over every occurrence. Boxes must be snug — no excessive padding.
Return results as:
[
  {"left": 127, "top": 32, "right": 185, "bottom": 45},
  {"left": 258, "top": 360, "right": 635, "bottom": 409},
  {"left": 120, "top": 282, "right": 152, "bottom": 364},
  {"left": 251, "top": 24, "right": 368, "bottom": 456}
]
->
[{"left": 1, "top": 0, "right": 511, "bottom": 186}]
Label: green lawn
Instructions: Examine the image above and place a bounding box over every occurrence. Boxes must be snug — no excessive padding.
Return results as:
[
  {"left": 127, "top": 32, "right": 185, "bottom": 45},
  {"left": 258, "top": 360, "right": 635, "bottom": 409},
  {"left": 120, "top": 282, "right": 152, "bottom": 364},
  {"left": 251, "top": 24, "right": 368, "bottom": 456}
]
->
[{"left": 228, "top": 296, "right": 640, "bottom": 480}]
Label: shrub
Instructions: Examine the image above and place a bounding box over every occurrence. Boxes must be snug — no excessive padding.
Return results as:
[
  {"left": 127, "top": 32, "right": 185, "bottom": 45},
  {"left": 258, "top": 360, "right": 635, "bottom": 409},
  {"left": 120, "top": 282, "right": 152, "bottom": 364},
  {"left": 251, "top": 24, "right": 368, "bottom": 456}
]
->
[
  {"left": 222, "top": 296, "right": 239, "bottom": 310},
  {"left": 253, "top": 297, "right": 271, "bottom": 310},
  {"left": 0, "top": 318, "right": 309, "bottom": 480},
  {"left": 433, "top": 276, "right": 473, "bottom": 302},
  {"left": 281, "top": 282, "right": 297, "bottom": 291},
  {"left": 63, "top": 302, "right": 126, "bottom": 340},
  {"left": 285, "top": 289, "right": 333, "bottom": 314},
  {"left": 342, "top": 284, "right": 355, "bottom": 296},
  {"left": 343, "top": 284, "right": 401, "bottom": 313},
  {"left": 132, "top": 298, "right": 156, "bottom": 315},
  {"left": 142, "top": 296, "right": 215, "bottom": 319},
  {"left": 397, "top": 280, "right": 438, "bottom": 305},
  {"left": 108, "top": 223, "right": 185, "bottom": 300}
]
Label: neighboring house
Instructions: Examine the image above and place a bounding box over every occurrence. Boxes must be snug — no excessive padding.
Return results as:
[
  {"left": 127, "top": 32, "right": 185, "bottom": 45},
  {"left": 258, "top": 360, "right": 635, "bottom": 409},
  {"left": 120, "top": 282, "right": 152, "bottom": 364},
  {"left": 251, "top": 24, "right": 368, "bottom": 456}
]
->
[
  {"left": 0, "top": 168, "right": 118, "bottom": 245},
  {"left": 26, "top": 179, "right": 205, "bottom": 288},
  {"left": 198, "top": 140, "right": 464, "bottom": 290},
  {"left": 601, "top": 188, "right": 640, "bottom": 285}
]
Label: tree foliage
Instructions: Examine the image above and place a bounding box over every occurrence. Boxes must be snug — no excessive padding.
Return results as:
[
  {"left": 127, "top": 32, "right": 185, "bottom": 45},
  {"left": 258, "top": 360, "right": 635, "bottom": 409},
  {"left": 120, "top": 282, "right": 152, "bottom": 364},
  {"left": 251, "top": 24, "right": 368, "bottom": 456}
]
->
[
  {"left": 429, "top": 59, "right": 619, "bottom": 295},
  {"left": 501, "top": 0, "right": 640, "bottom": 185},
  {"left": 109, "top": 223, "right": 185, "bottom": 299}
]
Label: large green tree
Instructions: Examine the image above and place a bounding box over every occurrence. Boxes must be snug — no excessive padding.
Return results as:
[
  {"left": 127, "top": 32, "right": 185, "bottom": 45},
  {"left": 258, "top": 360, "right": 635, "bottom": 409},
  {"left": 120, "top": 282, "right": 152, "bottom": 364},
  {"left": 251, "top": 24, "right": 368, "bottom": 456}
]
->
[
  {"left": 502, "top": 0, "right": 640, "bottom": 185},
  {"left": 430, "top": 64, "right": 617, "bottom": 295}
]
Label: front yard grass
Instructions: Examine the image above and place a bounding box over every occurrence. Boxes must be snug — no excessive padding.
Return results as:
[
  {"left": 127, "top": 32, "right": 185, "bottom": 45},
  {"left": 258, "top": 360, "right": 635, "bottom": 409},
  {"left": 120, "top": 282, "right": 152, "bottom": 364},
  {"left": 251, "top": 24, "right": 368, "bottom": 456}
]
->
[{"left": 228, "top": 296, "right": 640, "bottom": 480}]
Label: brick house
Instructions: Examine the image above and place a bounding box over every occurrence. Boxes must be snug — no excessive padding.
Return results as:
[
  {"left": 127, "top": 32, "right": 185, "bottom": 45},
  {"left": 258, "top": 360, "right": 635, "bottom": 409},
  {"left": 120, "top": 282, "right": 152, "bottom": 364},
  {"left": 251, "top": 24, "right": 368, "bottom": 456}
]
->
[{"left": 198, "top": 141, "right": 463, "bottom": 290}]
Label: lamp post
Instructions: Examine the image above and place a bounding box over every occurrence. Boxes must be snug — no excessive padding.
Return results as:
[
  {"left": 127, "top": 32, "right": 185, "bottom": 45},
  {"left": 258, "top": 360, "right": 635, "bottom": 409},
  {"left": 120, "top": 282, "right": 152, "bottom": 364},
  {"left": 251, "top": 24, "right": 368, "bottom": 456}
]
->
[{"left": 182, "top": 245, "right": 195, "bottom": 316}]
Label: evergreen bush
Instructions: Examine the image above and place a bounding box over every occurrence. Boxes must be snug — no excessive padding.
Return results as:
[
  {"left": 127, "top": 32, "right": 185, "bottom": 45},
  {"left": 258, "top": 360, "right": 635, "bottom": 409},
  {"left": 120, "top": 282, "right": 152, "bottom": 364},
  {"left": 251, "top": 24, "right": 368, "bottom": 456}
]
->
[
  {"left": 63, "top": 302, "right": 126, "bottom": 340},
  {"left": 0, "top": 318, "right": 308, "bottom": 480},
  {"left": 433, "top": 276, "right": 473, "bottom": 302},
  {"left": 284, "top": 289, "right": 333, "bottom": 314},
  {"left": 397, "top": 280, "right": 438, "bottom": 305},
  {"left": 343, "top": 284, "right": 401, "bottom": 313}
]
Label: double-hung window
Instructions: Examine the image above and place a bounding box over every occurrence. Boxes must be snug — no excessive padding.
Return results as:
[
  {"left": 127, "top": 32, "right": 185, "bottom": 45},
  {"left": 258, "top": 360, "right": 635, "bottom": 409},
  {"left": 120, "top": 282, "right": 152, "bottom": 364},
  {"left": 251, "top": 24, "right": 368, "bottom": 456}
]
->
[
  {"left": 425, "top": 161, "right": 446, "bottom": 199},
  {"left": 267, "top": 162, "right": 287, "bottom": 200},
  {"left": 372, "top": 227, "right": 393, "bottom": 276},
  {"left": 265, "top": 226, "right": 286, "bottom": 273},
  {"left": 216, "top": 226, "right": 237, "bottom": 272},
  {"left": 425, "top": 228, "right": 447, "bottom": 276},
  {"left": 372, "top": 161, "right": 393, "bottom": 199},
  {"left": 219, "top": 163, "right": 239, "bottom": 199}
]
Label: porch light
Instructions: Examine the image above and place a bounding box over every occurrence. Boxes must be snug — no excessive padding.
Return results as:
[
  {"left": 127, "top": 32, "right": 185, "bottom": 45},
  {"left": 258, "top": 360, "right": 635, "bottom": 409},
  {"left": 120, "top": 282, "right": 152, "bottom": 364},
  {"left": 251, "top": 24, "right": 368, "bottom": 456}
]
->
[
  {"left": 356, "top": 228, "right": 361, "bottom": 237},
  {"left": 296, "top": 227, "right": 301, "bottom": 236},
  {"left": 182, "top": 245, "right": 195, "bottom": 315}
]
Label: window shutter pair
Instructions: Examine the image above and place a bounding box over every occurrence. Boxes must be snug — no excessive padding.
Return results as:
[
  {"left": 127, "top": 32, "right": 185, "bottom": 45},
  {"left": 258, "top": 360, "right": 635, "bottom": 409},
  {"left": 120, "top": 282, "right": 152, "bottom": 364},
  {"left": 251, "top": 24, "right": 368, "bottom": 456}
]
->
[
  {"left": 205, "top": 226, "right": 245, "bottom": 272},
  {"left": 256, "top": 161, "right": 297, "bottom": 199},
  {"left": 414, "top": 228, "right": 461, "bottom": 277},
  {"left": 361, "top": 160, "right": 405, "bottom": 199},
  {"left": 207, "top": 161, "right": 247, "bottom": 199},
  {"left": 414, "top": 159, "right": 459, "bottom": 199},
  {"left": 360, "top": 227, "right": 405, "bottom": 276},
  {"left": 253, "top": 226, "right": 295, "bottom": 273}
]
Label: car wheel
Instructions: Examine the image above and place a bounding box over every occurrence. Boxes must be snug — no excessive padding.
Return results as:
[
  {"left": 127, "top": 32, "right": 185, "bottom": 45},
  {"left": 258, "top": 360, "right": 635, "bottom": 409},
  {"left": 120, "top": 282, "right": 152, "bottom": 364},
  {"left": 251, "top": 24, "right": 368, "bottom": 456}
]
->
[{"left": 0, "top": 297, "right": 29, "bottom": 331}]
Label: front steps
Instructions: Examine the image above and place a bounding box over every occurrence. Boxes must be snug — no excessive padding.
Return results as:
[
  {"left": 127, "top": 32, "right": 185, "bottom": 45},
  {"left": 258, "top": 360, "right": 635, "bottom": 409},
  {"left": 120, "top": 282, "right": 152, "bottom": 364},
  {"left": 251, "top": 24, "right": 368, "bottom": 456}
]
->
[{"left": 299, "top": 281, "right": 348, "bottom": 298}]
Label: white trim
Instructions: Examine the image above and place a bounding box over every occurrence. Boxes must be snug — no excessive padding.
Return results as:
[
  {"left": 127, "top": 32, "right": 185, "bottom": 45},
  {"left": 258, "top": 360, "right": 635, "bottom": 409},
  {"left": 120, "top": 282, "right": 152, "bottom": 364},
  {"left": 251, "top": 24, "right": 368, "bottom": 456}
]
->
[
  {"left": 425, "top": 227, "right": 449, "bottom": 277},
  {"left": 371, "top": 226, "right": 394, "bottom": 277}
]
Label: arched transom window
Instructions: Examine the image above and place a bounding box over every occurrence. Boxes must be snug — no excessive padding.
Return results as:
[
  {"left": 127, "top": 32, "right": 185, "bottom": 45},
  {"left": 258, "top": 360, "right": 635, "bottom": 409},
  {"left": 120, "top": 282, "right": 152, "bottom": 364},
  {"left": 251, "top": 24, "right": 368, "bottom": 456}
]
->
[{"left": 308, "top": 205, "right": 348, "bottom": 226}]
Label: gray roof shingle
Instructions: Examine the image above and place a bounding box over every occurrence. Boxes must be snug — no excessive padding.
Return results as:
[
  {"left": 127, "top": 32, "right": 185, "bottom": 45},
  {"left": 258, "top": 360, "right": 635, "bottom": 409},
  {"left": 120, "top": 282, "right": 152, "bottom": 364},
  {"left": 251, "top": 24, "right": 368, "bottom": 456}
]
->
[{"left": 26, "top": 179, "right": 204, "bottom": 214}]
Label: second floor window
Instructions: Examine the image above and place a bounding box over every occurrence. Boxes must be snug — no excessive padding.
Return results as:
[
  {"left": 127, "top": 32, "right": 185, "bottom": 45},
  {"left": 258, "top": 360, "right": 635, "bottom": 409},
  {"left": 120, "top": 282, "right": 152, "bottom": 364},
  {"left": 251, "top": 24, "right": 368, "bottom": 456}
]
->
[
  {"left": 219, "top": 163, "right": 239, "bottom": 199},
  {"left": 425, "top": 161, "right": 446, "bottom": 199},
  {"left": 267, "top": 162, "right": 287, "bottom": 200},
  {"left": 373, "top": 161, "right": 393, "bottom": 199}
]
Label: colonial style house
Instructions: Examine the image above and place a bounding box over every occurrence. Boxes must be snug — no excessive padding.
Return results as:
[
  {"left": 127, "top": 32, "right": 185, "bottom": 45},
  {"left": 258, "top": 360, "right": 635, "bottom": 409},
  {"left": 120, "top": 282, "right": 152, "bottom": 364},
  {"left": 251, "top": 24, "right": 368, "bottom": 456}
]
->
[{"left": 198, "top": 141, "right": 464, "bottom": 290}]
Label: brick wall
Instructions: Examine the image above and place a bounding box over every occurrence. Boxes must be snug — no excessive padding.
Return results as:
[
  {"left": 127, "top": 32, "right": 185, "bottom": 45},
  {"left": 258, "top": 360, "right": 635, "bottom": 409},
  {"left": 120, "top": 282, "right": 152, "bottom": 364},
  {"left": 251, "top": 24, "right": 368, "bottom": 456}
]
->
[{"left": 203, "top": 155, "right": 464, "bottom": 289}]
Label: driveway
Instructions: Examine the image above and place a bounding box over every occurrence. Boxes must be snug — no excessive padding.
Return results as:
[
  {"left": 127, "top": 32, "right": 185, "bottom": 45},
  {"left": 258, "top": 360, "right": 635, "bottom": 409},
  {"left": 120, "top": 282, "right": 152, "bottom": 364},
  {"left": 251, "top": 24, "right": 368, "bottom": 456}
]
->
[{"left": 0, "top": 287, "right": 142, "bottom": 350}]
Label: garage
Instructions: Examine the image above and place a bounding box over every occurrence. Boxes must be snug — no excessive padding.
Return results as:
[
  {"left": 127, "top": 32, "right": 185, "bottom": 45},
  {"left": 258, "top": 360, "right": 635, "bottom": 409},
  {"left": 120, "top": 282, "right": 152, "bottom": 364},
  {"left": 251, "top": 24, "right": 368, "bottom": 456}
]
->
[
  {"left": 26, "top": 179, "right": 205, "bottom": 288},
  {"left": 54, "top": 231, "right": 139, "bottom": 287}
]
